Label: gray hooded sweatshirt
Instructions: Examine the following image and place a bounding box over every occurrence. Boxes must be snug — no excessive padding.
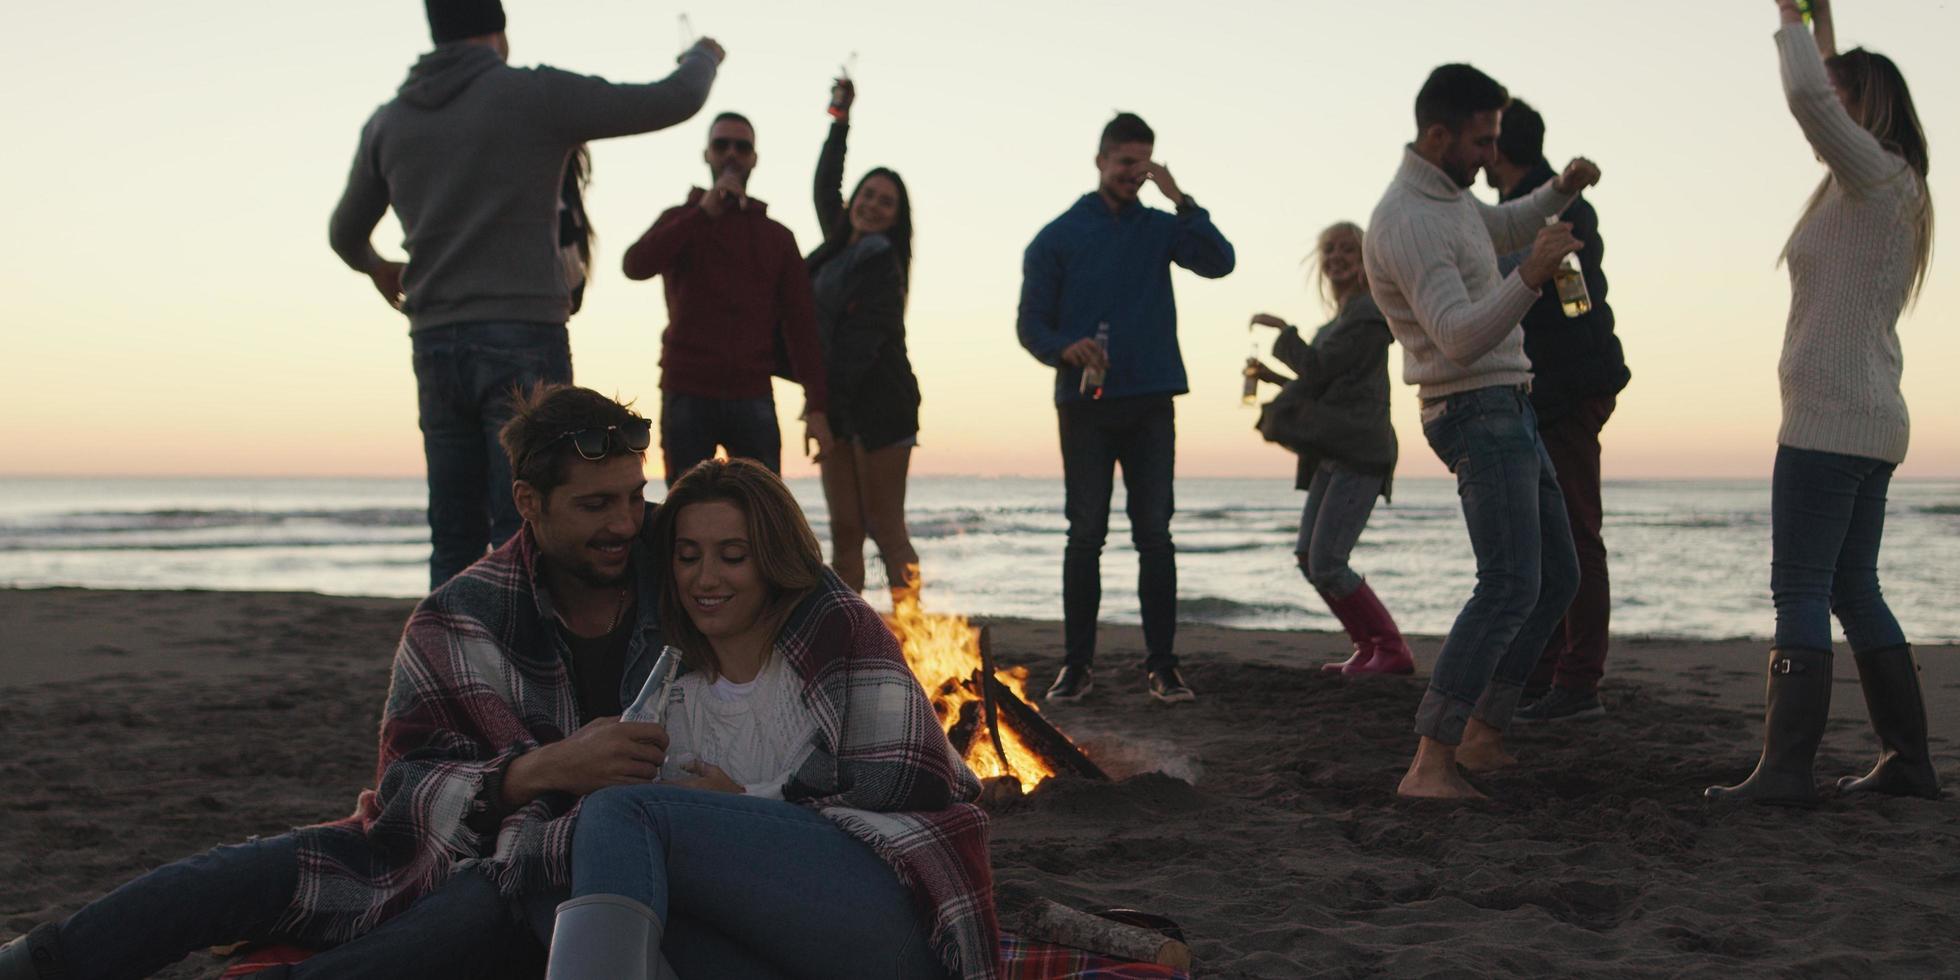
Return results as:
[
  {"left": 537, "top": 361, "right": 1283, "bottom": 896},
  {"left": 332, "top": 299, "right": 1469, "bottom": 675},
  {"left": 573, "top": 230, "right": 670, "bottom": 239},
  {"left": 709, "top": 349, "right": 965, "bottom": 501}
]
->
[{"left": 330, "top": 43, "right": 717, "bottom": 331}]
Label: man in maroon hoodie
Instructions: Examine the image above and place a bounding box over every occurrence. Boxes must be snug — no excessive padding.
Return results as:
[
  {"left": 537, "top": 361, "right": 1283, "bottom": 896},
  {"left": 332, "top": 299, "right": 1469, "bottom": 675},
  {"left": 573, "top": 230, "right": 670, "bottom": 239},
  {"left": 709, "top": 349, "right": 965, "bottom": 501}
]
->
[{"left": 624, "top": 112, "right": 832, "bottom": 485}]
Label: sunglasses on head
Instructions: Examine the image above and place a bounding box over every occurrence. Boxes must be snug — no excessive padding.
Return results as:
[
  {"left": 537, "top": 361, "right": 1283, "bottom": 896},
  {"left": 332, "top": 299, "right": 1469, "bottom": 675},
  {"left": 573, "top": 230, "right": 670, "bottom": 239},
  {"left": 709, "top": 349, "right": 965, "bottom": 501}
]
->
[
  {"left": 545, "top": 419, "right": 653, "bottom": 461},
  {"left": 710, "top": 138, "right": 754, "bottom": 154}
]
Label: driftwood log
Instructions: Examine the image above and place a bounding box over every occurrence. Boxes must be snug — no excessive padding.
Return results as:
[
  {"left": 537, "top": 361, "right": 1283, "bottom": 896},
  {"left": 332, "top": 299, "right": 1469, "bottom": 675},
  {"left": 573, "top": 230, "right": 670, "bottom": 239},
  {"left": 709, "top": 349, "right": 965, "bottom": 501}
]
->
[{"left": 1017, "top": 899, "right": 1193, "bottom": 969}]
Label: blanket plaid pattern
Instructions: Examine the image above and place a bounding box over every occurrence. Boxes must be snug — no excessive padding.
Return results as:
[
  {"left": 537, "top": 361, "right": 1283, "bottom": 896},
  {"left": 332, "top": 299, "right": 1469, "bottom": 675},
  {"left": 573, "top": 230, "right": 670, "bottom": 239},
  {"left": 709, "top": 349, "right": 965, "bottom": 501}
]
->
[
  {"left": 776, "top": 573, "right": 1001, "bottom": 979},
  {"left": 273, "top": 528, "right": 663, "bottom": 942},
  {"left": 998, "top": 935, "right": 1190, "bottom": 980}
]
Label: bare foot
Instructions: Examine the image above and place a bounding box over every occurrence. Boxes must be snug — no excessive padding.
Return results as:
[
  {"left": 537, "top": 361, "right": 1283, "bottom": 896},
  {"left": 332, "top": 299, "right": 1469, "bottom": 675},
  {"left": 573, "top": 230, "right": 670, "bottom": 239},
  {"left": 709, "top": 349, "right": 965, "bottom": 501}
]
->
[
  {"left": 1396, "top": 764, "right": 1487, "bottom": 800},
  {"left": 1396, "top": 737, "right": 1488, "bottom": 800},
  {"left": 1456, "top": 720, "right": 1518, "bottom": 773}
]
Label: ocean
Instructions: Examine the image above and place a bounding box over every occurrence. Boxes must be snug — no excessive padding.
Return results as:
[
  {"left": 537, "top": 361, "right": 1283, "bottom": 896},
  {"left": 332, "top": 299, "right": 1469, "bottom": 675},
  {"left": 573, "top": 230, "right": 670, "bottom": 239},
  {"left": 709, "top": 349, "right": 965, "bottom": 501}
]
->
[{"left": 1, "top": 475, "right": 1955, "bottom": 643}]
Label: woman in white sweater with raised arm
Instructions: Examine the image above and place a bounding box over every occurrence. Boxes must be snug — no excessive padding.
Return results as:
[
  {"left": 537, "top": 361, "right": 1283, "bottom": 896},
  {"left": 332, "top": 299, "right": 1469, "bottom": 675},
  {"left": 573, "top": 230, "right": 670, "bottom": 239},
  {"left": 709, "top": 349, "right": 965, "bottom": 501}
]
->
[{"left": 1708, "top": 0, "right": 1937, "bottom": 806}]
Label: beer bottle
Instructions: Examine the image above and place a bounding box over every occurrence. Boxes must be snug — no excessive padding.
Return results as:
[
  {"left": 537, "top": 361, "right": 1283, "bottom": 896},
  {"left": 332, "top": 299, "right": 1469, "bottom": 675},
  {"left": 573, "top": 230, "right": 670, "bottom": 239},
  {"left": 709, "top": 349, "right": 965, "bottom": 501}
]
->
[{"left": 1547, "top": 215, "right": 1592, "bottom": 318}]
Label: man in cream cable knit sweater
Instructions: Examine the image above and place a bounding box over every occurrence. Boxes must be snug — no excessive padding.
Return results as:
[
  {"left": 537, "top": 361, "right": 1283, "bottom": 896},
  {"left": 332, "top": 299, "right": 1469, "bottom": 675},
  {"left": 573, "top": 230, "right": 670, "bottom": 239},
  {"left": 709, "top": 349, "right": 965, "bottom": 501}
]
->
[{"left": 1362, "top": 64, "right": 1602, "bottom": 800}]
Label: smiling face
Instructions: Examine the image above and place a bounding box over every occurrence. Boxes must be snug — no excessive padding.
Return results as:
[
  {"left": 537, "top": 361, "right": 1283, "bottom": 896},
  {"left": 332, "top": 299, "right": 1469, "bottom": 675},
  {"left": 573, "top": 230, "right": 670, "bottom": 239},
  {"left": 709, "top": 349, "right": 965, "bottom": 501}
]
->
[
  {"left": 519, "top": 453, "right": 648, "bottom": 589},
  {"left": 849, "top": 173, "right": 901, "bottom": 237},
  {"left": 1319, "top": 227, "right": 1365, "bottom": 296},
  {"left": 1095, "top": 140, "right": 1152, "bottom": 204},
  {"left": 672, "top": 499, "right": 768, "bottom": 647}
]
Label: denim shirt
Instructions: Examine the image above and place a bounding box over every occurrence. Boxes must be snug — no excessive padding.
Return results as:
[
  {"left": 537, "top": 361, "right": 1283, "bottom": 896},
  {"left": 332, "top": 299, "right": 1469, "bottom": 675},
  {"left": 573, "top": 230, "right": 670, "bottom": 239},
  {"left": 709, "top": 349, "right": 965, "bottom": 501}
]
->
[{"left": 1016, "top": 193, "right": 1235, "bottom": 404}]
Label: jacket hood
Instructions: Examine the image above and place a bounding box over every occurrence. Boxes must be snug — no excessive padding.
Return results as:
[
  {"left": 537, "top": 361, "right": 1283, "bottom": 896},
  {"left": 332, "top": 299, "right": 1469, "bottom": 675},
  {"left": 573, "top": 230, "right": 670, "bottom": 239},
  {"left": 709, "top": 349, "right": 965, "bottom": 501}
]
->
[{"left": 398, "top": 43, "right": 504, "bottom": 110}]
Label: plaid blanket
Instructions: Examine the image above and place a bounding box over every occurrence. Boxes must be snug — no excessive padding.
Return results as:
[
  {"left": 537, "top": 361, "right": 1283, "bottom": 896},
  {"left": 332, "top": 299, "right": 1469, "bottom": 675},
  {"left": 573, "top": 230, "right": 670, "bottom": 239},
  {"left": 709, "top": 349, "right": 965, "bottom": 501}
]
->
[
  {"left": 998, "top": 935, "right": 1190, "bottom": 980},
  {"left": 776, "top": 573, "right": 1000, "bottom": 979},
  {"left": 274, "top": 527, "right": 665, "bottom": 942}
]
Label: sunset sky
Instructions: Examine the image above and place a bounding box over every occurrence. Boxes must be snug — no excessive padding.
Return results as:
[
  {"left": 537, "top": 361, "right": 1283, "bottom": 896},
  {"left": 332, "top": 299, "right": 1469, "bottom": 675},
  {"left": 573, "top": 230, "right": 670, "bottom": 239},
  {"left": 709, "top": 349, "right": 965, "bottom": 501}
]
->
[{"left": 2, "top": 0, "right": 1955, "bottom": 481}]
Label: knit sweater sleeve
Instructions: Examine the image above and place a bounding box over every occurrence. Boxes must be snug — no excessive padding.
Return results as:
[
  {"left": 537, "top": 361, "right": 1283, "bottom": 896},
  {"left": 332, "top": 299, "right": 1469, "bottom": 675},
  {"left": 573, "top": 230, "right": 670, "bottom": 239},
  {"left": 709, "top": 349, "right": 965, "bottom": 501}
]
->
[
  {"left": 1373, "top": 213, "right": 1540, "bottom": 367},
  {"left": 1777, "top": 24, "right": 1908, "bottom": 193},
  {"left": 1474, "top": 179, "right": 1576, "bottom": 254}
]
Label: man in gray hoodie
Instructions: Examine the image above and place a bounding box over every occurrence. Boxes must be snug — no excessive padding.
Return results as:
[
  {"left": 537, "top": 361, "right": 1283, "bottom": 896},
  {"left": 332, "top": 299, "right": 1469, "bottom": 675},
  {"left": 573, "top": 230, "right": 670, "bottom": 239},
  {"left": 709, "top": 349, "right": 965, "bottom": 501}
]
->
[{"left": 330, "top": 0, "right": 722, "bottom": 589}]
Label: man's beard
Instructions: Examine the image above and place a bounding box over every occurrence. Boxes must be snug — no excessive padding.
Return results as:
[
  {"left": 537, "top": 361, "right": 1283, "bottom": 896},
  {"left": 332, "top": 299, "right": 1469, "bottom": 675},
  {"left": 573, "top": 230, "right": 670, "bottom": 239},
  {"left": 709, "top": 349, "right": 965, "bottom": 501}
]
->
[{"left": 569, "top": 558, "right": 633, "bottom": 590}]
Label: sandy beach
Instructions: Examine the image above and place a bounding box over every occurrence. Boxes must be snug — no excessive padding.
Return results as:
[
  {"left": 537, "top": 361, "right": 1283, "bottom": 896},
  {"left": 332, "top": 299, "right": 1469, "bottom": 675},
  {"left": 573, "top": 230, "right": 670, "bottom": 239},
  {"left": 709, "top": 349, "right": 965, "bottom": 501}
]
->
[{"left": 3, "top": 587, "right": 1956, "bottom": 978}]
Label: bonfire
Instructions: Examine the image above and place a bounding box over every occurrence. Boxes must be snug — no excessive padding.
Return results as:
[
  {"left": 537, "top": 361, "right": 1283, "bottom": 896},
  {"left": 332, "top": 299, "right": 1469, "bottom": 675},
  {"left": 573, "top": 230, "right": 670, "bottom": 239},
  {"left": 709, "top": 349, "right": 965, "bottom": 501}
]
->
[{"left": 885, "top": 570, "right": 1106, "bottom": 795}]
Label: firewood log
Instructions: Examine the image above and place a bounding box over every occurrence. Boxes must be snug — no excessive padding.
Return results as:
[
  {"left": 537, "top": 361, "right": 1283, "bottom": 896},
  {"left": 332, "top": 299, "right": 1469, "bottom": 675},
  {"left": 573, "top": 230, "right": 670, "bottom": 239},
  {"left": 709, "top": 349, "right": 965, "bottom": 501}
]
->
[{"left": 1017, "top": 899, "right": 1192, "bottom": 969}]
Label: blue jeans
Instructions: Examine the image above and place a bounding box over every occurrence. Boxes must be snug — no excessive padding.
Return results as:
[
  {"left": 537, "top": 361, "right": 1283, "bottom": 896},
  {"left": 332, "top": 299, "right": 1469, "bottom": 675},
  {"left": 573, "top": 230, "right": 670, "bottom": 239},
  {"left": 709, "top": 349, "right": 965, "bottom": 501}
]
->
[
  {"left": 411, "top": 321, "right": 573, "bottom": 589},
  {"left": 570, "top": 784, "right": 939, "bottom": 980},
  {"left": 1056, "top": 395, "right": 1177, "bottom": 672},
  {"left": 1771, "top": 444, "right": 1907, "bottom": 653},
  {"left": 1417, "top": 386, "right": 1579, "bottom": 743},
  {"left": 1297, "top": 461, "right": 1384, "bottom": 599},
  {"left": 660, "top": 392, "right": 782, "bottom": 486},
  {"left": 45, "top": 833, "right": 540, "bottom": 979}
]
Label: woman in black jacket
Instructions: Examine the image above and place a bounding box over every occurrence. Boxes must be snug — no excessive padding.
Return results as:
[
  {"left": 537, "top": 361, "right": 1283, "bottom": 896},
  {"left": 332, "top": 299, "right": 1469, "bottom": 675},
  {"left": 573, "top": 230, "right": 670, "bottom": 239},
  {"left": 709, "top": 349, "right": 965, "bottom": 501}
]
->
[
  {"left": 1250, "top": 221, "right": 1411, "bottom": 675},
  {"left": 806, "top": 77, "right": 923, "bottom": 599}
]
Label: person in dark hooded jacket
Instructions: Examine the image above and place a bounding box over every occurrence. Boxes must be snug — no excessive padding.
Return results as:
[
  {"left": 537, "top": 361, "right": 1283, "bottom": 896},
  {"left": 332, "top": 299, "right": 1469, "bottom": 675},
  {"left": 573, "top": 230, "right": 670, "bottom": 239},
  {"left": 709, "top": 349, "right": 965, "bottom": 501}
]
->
[
  {"left": 328, "top": 0, "right": 722, "bottom": 590},
  {"left": 1487, "top": 99, "right": 1630, "bottom": 723}
]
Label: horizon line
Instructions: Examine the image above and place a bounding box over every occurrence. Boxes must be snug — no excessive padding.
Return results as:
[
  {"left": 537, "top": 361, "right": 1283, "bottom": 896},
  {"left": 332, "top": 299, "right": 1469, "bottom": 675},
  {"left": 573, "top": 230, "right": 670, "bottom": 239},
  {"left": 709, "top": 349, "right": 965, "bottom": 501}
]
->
[{"left": 4, "top": 471, "right": 1959, "bottom": 483}]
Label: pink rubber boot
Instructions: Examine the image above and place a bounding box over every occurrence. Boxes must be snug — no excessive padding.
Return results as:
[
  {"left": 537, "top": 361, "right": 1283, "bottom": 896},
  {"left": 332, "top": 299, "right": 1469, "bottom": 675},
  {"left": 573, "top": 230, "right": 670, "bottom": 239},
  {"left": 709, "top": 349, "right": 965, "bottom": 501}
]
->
[{"left": 1326, "top": 582, "right": 1414, "bottom": 676}]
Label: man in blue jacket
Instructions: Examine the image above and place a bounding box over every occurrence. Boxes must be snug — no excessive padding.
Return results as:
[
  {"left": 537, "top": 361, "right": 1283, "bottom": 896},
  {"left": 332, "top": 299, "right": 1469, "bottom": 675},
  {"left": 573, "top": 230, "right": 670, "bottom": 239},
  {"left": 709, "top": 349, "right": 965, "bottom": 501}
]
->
[{"left": 1017, "top": 112, "right": 1236, "bottom": 705}]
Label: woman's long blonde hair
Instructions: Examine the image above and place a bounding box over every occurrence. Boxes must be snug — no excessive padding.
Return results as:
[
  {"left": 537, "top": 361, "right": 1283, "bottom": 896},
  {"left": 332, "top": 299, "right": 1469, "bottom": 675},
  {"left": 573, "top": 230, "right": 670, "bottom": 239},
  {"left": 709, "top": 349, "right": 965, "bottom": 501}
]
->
[
  {"left": 648, "top": 458, "right": 829, "bottom": 678},
  {"left": 1783, "top": 47, "right": 1934, "bottom": 306},
  {"left": 1304, "top": 221, "right": 1366, "bottom": 313}
]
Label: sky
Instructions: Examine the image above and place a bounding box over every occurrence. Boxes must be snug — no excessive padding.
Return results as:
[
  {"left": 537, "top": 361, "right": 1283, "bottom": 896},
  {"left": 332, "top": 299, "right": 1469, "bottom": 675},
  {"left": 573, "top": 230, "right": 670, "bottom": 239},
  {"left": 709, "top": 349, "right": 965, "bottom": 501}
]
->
[{"left": 1, "top": 0, "right": 1955, "bottom": 481}]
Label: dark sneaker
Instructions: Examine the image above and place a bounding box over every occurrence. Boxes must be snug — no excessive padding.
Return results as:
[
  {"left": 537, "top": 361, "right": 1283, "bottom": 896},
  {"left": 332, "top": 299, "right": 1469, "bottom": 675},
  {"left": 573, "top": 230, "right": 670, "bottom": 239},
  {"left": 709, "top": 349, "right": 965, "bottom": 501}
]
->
[
  {"left": 1147, "top": 667, "right": 1196, "bottom": 704},
  {"left": 1046, "top": 665, "right": 1094, "bottom": 703},
  {"left": 1515, "top": 687, "right": 1606, "bottom": 723}
]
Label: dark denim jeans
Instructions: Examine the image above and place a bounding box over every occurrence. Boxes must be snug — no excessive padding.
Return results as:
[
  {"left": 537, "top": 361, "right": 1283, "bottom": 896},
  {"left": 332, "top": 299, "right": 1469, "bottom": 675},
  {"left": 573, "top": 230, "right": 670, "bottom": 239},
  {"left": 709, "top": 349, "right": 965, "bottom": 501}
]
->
[
  {"left": 569, "top": 784, "right": 938, "bottom": 979},
  {"left": 1057, "top": 395, "right": 1177, "bottom": 672},
  {"left": 44, "top": 833, "right": 542, "bottom": 979},
  {"left": 1297, "top": 460, "right": 1384, "bottom": 599},
  {"left": 1417, "top": 386, "right": 1579, "bottom": 743},
  {"left": 660, "top": 392, "right": 782, "bottom": 486},
  {"left": 411, "top": 321, "right": 573, "bottom": 589},
  {"left": 1771, "top": 444, "right": 1907, "bottom": 653}
]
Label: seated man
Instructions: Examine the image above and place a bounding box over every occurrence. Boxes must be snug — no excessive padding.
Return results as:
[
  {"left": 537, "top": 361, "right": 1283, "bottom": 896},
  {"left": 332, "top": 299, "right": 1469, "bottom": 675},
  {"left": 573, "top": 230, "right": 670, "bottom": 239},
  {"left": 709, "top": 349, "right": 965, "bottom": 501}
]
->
[
  {"left": 542, "top": 458, "right": 996, "bottom": 980},
  {"left": 1, "top": 386, "right": 670, "bottom": 980}
]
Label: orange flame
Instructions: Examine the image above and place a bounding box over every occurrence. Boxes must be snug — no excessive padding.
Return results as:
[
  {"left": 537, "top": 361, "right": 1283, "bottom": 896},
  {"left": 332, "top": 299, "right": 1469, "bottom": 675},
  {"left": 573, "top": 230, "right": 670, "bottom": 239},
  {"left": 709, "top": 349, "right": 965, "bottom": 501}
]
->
[{"left": 885, "top": 567, "right": 1058, "bottom": 793}]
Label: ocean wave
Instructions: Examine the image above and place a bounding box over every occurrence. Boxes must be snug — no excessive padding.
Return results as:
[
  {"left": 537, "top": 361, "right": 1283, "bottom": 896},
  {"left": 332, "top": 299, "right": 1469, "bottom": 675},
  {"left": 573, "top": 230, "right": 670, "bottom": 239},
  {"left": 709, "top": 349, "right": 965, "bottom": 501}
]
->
[
  {"left": 1178, "top": 542, "right": 1268, "bottom": 555},
  {"left": 2, "top": 507, "right": 424, "bottom": 534},
  {"left": 1915, "top": 504, "right": 1960, "bottom": 516},
  {"left": 1176, "top": 595, "right": 1302, "bottom": 622},
  {"left": 0, "top": 535, "right": 426, "bottom": 554}
]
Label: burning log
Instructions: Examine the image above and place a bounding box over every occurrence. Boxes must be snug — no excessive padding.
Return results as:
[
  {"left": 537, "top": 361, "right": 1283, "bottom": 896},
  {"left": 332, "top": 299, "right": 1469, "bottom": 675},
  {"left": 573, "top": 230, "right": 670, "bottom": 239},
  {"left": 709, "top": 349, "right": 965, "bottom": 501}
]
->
[
  {"left": 977, "top": 629, "right": 1108, "bottom": 782},
  {"left": 946, "top": 700, "right": 981, "bottom": 758}
]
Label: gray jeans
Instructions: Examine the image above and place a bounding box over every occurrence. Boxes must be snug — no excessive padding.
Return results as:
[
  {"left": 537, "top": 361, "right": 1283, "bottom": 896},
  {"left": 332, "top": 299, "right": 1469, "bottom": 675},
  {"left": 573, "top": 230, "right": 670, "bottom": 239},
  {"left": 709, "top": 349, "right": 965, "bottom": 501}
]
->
[{"left": 1296, "top": 461, "right": 1384, "bottom": 599}]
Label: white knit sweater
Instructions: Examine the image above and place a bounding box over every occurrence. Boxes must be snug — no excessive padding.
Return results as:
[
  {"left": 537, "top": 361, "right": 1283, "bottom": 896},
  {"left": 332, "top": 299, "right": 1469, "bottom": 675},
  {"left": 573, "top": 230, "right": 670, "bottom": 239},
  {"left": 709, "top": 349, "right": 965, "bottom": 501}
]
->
[
  {"left": 1776, "top": 24, "right": 1920, "bottom": 464},
  {"left": 660, "top": 653, "right": 817, "bottom": 799},
  {"left": 1363, "top": 147, "right": 1574, "bottom": 400}
]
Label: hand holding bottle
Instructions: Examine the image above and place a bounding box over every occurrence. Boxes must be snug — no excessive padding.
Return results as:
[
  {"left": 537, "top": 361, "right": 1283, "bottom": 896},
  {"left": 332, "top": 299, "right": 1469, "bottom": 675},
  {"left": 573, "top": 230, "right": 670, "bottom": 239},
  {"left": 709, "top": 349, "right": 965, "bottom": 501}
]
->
[
  {"left": 1519, "top": 221, "right": 1581, "bottom": 290},
  {"left": 1248, "top": 313, "right": 1289, "bottom": 331},
  {"left": 1061, "top": 338, "right": 1109, "bottom": 372}
]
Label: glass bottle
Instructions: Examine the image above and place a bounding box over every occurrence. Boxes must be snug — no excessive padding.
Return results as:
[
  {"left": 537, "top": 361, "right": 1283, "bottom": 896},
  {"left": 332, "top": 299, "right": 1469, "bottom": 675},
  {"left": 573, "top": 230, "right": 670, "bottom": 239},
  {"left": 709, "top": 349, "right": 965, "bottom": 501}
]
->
[
  {"left": 1241, "top": 335, "right": 1260, "bottom": 405},
  {"left": 1079, "top": 322, "right": 1109, "bottom": 399},
  {"left": 1547, "top": 215, "right": 1592, "bottom": 318},
  {"left": 828, "top": 53, "right": 858, "bottom": 119}
]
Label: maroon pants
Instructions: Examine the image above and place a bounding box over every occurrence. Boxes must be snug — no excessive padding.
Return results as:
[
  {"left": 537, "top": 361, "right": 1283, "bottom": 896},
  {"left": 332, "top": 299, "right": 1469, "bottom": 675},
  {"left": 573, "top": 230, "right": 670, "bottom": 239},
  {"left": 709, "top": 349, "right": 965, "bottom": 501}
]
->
[{"left": 1529, "top": 396, "right": 1615, "bottom": 694}]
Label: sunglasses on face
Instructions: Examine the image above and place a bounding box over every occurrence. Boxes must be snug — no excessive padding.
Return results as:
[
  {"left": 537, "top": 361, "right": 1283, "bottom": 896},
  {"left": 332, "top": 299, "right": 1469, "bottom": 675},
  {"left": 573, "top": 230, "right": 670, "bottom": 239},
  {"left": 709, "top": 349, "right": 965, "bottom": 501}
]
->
[
  {"left": 710, "top": 138, "right": 754, "bottom": 154},
  {"left": 546, "top": 420, "right": 653, "bottom": 461}
]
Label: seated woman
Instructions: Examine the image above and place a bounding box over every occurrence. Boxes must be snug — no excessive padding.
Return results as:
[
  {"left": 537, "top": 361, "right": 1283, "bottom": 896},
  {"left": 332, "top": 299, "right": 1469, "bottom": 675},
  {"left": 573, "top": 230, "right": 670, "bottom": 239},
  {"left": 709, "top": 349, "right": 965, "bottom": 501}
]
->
[{"left": 543, "top": 458, "right": 998, "bottom": 980}]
